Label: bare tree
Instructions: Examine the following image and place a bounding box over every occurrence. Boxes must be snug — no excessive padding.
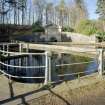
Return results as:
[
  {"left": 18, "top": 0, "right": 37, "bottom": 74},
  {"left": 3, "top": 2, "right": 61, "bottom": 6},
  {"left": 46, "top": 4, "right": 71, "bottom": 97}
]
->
[
  {"left": 32, "top": 0, "right": 46, "bottom": 23},
  {"left": 74, "top": 0, "right": 88, "bottom": 26},
  {"left": 45, "top": 2, "right": 53, "bottom": 25}
]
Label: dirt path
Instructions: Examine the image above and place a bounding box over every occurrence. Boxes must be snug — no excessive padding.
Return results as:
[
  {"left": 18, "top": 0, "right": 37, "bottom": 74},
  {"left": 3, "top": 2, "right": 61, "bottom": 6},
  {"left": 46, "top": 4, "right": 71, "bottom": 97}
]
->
[{"left": 1, "top": 73, "right": 105, "bottom": 105}]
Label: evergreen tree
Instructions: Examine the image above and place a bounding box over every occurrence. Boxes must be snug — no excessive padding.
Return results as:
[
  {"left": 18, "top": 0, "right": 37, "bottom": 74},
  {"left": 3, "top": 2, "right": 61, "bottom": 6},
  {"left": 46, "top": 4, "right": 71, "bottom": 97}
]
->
[{"left": 96, "top": 0, "right": 105, "bottom": 20}]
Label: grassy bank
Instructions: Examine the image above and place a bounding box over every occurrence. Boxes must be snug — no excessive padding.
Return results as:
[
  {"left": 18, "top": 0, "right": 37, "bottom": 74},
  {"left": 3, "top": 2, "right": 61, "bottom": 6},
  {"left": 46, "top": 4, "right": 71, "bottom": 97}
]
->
[{"left": 24, "top": 76, "right": 105, "bottom": 105}]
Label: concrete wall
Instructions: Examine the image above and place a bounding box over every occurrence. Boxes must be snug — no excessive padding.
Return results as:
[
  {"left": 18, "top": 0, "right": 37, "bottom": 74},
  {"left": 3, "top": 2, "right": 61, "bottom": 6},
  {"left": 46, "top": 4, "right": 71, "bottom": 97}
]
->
[
  {"left": 40, "top": 34, "right": 61, "bottom": 42},
  {"left": 44, "top": 24, "right": 62, "bottom": 42},
  {"left": 15, "top": 32, "right": 96, "bottom": 43},
  {"left": 62, "top": 32, "right": 96, "bottom": 43}
]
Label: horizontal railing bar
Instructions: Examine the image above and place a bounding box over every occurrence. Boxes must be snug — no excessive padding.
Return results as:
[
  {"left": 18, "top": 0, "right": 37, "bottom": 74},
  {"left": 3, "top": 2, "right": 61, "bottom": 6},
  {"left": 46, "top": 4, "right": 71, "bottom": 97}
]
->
[
  {"left": 0, "top": 61, "right": 95, "bottom": 69},
  {"left": 51, "top": 80, "right": 63, "bottom": 84},
  {"left": 0, "top": 43, "right": 98, "bottom": 56},
  {"left": 22, "top": 43, "right": 97, "bottom": 53},
  {"left": 0, "top": 69, "right": 45, "bottom": 79},
  {"left": 19, "top": 41, "right": 105, "bottom": 46},
  {"left": 0, "top": 50, "right": 45, "bottom": 55},
  {"left": 2, "top": 42, "right": 105, "bottom": 47},
  {"left": 0, "top": 61, "right": 46, "bottom": 69},
  {"left": 48, "top": 42, "right": 105, "bottom": 46},
  {"left": 0, "top": 50, "right": 97, "bottom": 58},
  {"left": 60, "top": 51, "right": 97, "bottom": 55},
  {"left": 51, "top": 72, "right": 98, "bottom": 84},
  {"left": 0, "top": 43, "right": 19, "bottom": 46},
  {"left": 57, "top": 69, "right": 98, "bottom": 77},
  {"left": 76, "top": 51, "right": 97, "bottom": 53},
  {"left": 56, "top": 61, "right": 95, "bottom": 67}
]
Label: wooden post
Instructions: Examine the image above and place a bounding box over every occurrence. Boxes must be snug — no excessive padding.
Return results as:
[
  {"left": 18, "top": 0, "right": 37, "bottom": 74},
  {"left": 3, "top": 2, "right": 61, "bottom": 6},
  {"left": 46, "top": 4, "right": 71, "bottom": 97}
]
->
[{"left": 98, "top": 49, "right": 104, "bottom": 76}]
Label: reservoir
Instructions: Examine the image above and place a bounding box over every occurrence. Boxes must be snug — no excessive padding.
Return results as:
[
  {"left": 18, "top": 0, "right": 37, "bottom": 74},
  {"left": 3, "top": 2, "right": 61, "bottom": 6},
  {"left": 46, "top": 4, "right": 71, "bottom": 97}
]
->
[{"left": 1, "top": 51, "right": 98, "bottom": 83}]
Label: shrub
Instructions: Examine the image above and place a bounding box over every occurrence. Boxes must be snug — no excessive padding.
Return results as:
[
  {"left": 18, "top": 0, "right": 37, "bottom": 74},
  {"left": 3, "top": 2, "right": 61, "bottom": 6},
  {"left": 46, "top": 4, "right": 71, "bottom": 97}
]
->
[
  {"left": 96, "top": 32, "right": 105, "bottom": 42},
  {"left": 62, "top": 26, "right": 74, "bottom": 32},
  {"left": 75, "top": 20, "right": 99, "bottom": 36},
  {"left": 32, "top": 21, "right": 45, "bottom": 32}
]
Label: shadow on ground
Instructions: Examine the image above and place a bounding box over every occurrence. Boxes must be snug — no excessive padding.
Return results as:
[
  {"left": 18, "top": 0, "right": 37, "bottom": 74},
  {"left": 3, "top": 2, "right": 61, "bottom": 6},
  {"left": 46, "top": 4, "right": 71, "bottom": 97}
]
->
[
  {"left": 0, "top": 79, "right": 71, "bottom": 105},
  {"left": 0, "top": 80, "right": 44, "bottom": 105},
  {"left": 48, "top": 88, "right": 71, "bottom": 105}
]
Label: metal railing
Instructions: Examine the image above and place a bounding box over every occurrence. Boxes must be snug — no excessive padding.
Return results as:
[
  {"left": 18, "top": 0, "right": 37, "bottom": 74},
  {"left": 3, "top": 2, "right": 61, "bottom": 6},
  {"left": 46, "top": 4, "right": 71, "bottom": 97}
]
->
[
  {"left": 0, "top": 43, "right": 46, "bottom": 83},
  {"left": 0, "top": 42, "right": 103, "bottom": 85}
]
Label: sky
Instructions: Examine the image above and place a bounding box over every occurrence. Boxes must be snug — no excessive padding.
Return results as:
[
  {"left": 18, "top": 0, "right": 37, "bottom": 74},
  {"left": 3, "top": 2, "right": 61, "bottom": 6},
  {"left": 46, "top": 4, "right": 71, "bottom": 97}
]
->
[
  {"left": 49, "top": 0, "right": 99, "bottom": 20},
  {"left": 85, "top": 0, "right": 99, "bottom": 19}
]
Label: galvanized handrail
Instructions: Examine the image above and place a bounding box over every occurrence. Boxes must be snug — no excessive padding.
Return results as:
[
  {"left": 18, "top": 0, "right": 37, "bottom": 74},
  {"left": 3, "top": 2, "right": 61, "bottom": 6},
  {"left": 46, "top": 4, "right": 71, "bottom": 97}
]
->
[
  {"left": 0, "top": 43, "right": 46, "bottom": 79},
  {"left": 0, "top": 69, "right": 45, "bottom": 79},
  {"left": 0, "top": 61, "right": 46, "bottom": 69},
  {"left": 0, "top": 42, "right": 102, "bottom": 84},
  {"left": 57, "top": 69, "right": 98, "bottom": 77},
  {"left": 0, "top": 49, "right": 45, "bottom": 55},
  {"left": 56, "top": 61, "right": 95, "bottom": 67}
]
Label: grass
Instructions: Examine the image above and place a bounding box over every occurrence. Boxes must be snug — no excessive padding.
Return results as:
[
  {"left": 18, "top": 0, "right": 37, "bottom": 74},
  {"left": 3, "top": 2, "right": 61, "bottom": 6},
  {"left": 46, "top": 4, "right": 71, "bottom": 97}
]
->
[{"left": 26, "top": 79, "right": 105, "bottom": 105}]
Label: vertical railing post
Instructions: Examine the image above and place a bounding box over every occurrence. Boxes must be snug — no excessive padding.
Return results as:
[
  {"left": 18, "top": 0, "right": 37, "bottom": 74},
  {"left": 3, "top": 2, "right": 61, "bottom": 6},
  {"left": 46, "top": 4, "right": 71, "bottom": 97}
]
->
[
  {"left": 98, "top": 49, "right": 104, "bottom": 76},
  {"left": 19, "top": 43, "right": 22, "bottom": 53},
  {"left": 3, "top": 44, "right": 5, "bottom": 55},
  {"left": 48, "top": 52, "right": 52, "bottom": 82},
  {"left": 44, "top": 52, "right": 48, "bottom": 85},
  {"left": 26, "top": 43, "right": 29, "bottom": 53},
  {"left": 44, "top": 51, "right": 52, "bottom": 85},
  {"left": 7, "top": 44, "right": 9, "bottom": 56},
  {"left": 25, "top": 56, "right": 28, "bottom": 81}
]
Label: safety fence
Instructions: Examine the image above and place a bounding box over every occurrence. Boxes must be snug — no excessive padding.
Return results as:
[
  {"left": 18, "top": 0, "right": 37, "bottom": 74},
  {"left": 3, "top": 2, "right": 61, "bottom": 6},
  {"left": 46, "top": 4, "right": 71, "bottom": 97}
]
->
[{"left": 0, "top": 42, "right": 103, "bottom": 85}]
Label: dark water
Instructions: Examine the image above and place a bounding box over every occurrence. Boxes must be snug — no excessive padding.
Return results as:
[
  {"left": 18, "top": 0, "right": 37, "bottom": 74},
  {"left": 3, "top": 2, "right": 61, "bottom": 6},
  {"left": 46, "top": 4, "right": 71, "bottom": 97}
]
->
[
  {"left": 51, "top": 54, "right": 98, "bottom": 81},
  {"left": 1, "top": 53, "right": 98, "bottom": 83},
  {"left": 14, "top": 34, "right": 41, "bottom": 42}
]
